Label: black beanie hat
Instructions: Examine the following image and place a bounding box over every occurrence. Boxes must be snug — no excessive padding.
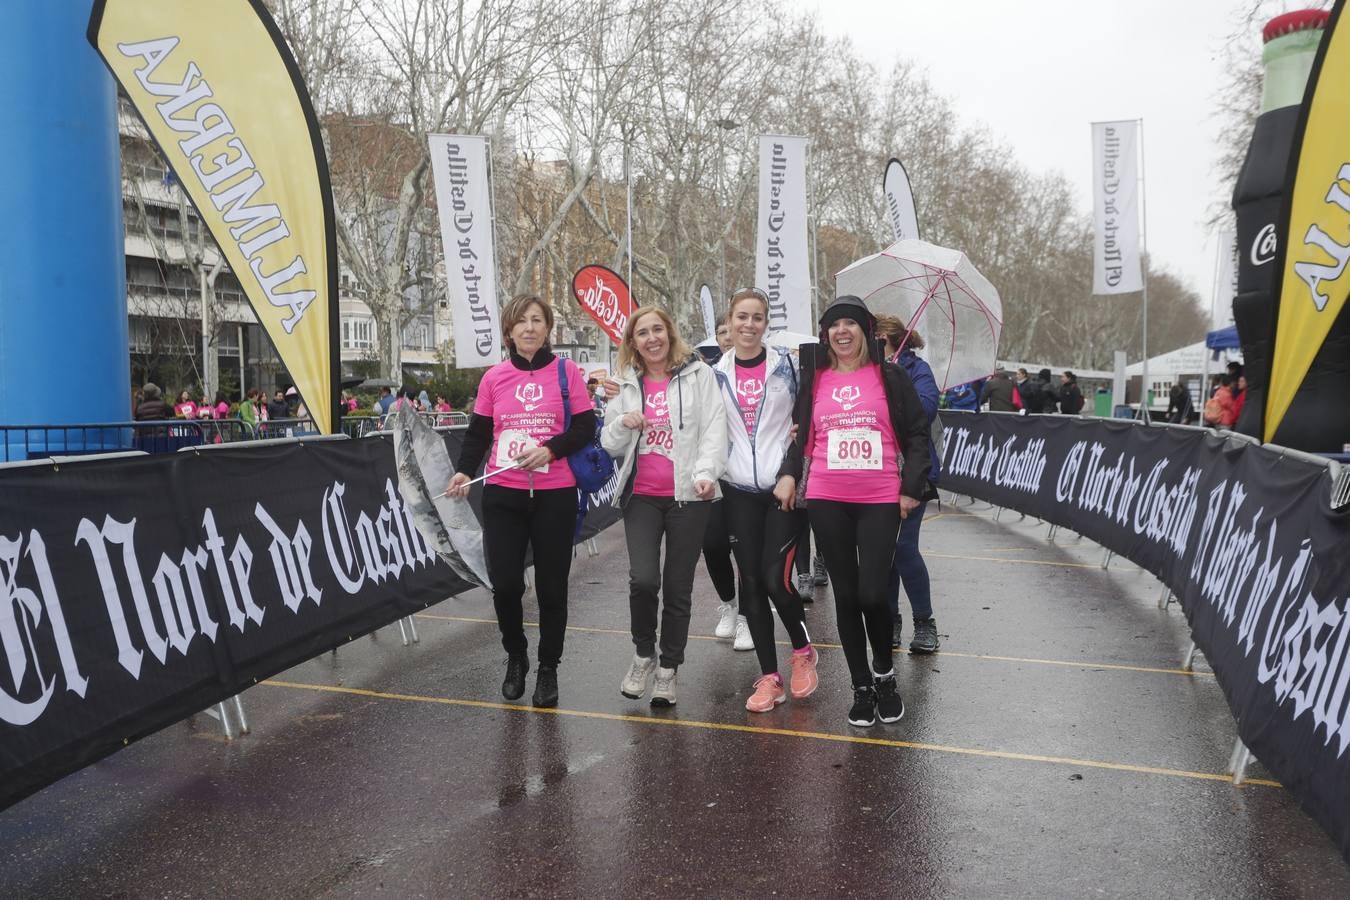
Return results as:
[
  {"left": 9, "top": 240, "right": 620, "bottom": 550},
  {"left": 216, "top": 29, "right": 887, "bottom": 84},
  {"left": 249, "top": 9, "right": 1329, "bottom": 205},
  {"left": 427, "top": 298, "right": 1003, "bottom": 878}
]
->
[{"left": 817, "top": 295, "right": 876, "bottom": 345}]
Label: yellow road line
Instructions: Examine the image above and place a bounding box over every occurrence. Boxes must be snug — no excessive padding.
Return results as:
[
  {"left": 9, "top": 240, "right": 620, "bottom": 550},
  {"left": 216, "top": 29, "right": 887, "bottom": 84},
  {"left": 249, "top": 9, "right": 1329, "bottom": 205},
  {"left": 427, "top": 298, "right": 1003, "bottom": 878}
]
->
[
  {"left": 413, "top": 612, "right": 1213, "bottom": 680},
  {"left": 261, "top": 678, "right": 1278, "bottom": 788},
  {"left": 925, "top": 551, "right": 1102, "bottom": 570}
]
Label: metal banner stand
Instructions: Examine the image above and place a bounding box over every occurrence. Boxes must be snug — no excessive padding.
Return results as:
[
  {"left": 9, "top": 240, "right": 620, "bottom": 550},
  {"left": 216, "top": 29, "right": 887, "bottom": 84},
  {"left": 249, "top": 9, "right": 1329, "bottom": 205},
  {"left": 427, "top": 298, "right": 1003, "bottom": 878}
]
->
[{"left": 203, "top": 694, "right": 250, "bottom": 739}]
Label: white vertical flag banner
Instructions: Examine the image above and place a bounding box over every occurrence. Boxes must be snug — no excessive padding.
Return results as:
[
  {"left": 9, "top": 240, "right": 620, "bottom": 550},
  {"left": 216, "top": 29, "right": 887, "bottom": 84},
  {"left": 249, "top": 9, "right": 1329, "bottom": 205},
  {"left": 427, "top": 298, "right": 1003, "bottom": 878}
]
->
[
  {"left": 698, "top": 283, "right": 717, "bottom": 338},
  {"left": 755, "top": 135, "right": 812, "bottom": 333},
  {"left": 1213, "top": 227, "right": 1239, "bottom": 327},
  {"left": 1091, "top": 120, "right": 1143, "bottom": 295},
  {"left": 882, "top": 157, "right": 920, "bottom": 243},
  {"left": 429, "top": 134, "right": 501, "bottom": 368}
]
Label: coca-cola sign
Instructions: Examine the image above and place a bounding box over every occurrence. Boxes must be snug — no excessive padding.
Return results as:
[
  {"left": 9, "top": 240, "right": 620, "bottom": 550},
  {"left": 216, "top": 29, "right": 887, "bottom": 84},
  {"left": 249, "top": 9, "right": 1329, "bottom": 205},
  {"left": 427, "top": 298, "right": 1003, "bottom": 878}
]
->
[{"left": 571, "top": 264, "right": 633, "bottom": 346}]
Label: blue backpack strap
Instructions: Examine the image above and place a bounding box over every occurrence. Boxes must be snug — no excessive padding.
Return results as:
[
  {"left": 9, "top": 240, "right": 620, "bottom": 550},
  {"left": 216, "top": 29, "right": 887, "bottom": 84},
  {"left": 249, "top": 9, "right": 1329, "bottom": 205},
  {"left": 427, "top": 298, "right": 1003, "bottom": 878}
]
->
[{"left": 557, "top": 359, "right": 571, "bottom": 430}]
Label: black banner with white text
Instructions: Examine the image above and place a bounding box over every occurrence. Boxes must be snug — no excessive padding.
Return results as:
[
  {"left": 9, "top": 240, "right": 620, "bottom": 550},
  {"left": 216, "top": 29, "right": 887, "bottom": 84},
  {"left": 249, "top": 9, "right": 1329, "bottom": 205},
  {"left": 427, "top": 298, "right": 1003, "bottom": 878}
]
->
[{"left": 939, "top": 411, "right": 1350, "bottom": 860}]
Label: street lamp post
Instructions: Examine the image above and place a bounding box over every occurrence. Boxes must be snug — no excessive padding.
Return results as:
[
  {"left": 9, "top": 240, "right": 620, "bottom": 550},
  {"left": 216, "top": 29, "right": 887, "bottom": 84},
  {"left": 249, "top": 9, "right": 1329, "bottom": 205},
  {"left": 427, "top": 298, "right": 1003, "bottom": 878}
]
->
[{"left": 714, "top": 117, "right": 740, "bottom": 302}]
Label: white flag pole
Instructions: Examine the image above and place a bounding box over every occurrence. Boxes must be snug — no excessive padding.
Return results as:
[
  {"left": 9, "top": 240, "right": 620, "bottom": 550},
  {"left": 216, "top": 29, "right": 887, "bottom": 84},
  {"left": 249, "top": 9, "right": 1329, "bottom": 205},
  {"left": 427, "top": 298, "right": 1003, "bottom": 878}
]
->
[{"left": 1138, "top": 117, "right": 1150, "bottom": 424}]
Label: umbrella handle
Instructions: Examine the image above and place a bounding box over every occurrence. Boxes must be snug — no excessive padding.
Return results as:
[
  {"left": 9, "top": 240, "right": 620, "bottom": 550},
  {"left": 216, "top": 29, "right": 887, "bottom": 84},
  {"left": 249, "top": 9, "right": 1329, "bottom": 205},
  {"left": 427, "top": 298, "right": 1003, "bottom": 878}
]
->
[{"left": 436, "top": 462, "right": 522, "bottom": 497}]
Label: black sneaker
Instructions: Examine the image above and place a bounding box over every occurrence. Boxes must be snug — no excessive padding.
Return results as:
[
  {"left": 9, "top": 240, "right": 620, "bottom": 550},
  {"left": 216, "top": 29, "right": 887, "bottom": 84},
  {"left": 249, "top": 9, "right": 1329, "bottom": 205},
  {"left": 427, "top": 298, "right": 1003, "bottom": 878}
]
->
[
  {"left": 847, "top": 684, "right": 878, "bottom": 727},
  {"left": 910, "top": 617, "right": 940, "bottom": 654},
  {"left": 502, "top": 653, "right": 529, "bottom": 700},
  {"left": 874, "top": 675, "right": 905, "bottom": 723},
  {"left": 532, "top": 665, "right": 558, "bottom": 708},
  {"left": 891, "top": 615, "right": 904, "bottom": 649}
]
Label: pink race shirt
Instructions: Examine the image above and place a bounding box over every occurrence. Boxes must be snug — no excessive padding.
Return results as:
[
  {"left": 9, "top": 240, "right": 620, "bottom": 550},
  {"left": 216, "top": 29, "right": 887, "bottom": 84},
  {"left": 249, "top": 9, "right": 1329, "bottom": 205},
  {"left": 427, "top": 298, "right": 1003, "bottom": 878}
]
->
[
  {"left": 733, "top": 358, "right": 767, "bottom": 434},
  {"left": 806, "top": 365, "right": 900, "bottom": 503},
  {"left": 474, "top": 358, "right": 592, "bottom": 490},
  {"left": 633, "top": 377, "right": 675, "bottom": 496}
]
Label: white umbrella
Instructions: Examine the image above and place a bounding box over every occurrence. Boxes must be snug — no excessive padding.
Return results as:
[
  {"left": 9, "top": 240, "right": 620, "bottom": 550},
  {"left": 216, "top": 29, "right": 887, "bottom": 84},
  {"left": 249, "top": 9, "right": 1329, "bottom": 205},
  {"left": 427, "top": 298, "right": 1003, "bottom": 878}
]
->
[{"left": 835, "top": 238, "right": 1003, "bottom": 390}]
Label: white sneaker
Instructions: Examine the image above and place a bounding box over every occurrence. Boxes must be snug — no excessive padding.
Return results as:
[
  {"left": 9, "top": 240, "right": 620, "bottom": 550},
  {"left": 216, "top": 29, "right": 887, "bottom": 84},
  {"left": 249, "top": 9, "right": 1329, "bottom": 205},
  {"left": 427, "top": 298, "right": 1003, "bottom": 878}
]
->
[
  {"left": 733, "top": 615, "right": 754, "bottom": 651},
  {"left": 620, "top": 652, "right": 657, "bottom": 699},
  {"left": 714, "top": 602, "right": 737, "bottom": 638},
  {"left": 651, "top": 666, "right": 678, "bottom": 707}
]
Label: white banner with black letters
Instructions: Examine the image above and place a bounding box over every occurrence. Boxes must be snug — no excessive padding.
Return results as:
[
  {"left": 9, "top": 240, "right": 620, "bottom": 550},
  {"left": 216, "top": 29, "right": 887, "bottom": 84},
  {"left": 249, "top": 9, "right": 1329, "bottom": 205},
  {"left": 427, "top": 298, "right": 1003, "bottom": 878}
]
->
[
  {"left": 755, "top": 135, "right": 812, "bottom": 333},
  {"left": 882, "top": 157, "right": 920, "bottom": 243},
  {"left": 429, "top": 134, "right": 501, "bottom": 367},
  {"left": 1091, "top": 120, "right": 1143, "bottom": 295},
  {"left": 940, "top": 410, "right": 1350, "bottom": 863}
]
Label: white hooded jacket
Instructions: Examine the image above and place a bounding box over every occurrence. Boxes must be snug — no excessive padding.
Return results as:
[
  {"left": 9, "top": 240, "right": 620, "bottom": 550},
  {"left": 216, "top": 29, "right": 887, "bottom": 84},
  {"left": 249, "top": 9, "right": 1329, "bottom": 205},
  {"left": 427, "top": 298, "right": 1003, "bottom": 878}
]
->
[
  {"left": 600, "top": 354, "right": 727, "bottom": 504},
  {"left": 713, "top": 345, "right": 798, "bottom": 492}
]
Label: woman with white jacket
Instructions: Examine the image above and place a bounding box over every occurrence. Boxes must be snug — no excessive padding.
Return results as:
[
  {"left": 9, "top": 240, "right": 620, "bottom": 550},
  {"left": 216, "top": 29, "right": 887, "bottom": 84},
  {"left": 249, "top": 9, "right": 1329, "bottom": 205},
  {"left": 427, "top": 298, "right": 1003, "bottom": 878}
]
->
[
  {"left": 714, "top": 288, "right": 818, "bottom": 712},
  {"left": 602, "top": 305, "right": 727, "bottom": 707}
]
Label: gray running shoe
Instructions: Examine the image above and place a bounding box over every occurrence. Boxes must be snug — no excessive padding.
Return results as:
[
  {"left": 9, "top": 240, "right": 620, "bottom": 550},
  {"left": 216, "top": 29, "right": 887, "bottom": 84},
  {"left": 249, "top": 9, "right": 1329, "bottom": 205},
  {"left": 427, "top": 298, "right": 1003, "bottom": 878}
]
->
[
  {"left": 891, "top": 615, "right": 904, "bottom": 650},
  {"left": 910, "top": 617, "right": 940, "bottom": 654},
  {"left": 651, "top": 666, "right": 678, "bottom": 707},
  {"left": 620, "top": 653, "right": 657, "bottom": 699},
  {"left": 811, "top": 553, "right": 829, "bottom": 586}
]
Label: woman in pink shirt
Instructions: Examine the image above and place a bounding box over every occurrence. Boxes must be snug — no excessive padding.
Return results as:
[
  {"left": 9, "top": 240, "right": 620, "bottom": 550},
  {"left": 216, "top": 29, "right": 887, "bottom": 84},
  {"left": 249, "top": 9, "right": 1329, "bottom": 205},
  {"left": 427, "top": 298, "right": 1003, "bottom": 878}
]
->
[
  {"left": 782, "top": 296, "right": 933, "bottom": 728},
  {"left": 601, "top": 305, "right": 726, "bottom": 708},
  {"left": 446, "top": 294, "right": 597, "bottom": 708}
]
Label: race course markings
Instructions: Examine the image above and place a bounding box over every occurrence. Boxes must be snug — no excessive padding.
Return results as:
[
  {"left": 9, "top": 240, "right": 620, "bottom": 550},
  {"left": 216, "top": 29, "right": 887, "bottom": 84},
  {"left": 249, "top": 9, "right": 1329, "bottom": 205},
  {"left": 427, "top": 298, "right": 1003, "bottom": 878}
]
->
[
  {"left": 261, "top": 679, "right": 1276, "bottom": 788},
  {"left": 414, "top": 612, "right": 1214, "bottom": 680}
]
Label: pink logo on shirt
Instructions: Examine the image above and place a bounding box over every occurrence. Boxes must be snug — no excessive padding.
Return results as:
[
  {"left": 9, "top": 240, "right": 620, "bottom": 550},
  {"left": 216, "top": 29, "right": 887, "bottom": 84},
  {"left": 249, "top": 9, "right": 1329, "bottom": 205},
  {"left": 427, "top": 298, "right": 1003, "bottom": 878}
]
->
[
  {"left": 737, "top": 377, "right": 765, "bottom": 407},
  {"left": 646, "top": 390, "right": 669, "bottom": 419},
  {"left": 831, "top": 385, "right": 862, "bottom": 410},
  {"left": 514, "top": 382, "right": 545, "bottom": 411}
]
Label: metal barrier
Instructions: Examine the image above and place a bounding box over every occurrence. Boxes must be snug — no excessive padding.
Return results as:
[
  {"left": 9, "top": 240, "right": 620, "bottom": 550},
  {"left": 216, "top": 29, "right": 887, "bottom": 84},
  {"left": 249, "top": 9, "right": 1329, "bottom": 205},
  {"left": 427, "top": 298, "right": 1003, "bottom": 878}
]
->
[
  {"left": 1, "top": 412, "right": 469, "bottom": 460},
  {"left": 0, "top": 419, "right": 257, "bottom": 462},
  {"left": 252, "top": 417, "right": 321, "bottom": 440}
]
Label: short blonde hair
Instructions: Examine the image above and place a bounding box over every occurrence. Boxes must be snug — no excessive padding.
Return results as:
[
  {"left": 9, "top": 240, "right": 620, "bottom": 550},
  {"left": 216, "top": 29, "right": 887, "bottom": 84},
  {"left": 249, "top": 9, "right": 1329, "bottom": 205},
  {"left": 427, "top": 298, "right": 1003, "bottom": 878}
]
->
[
  {"left": 500, "top": 294, "right": 553, "bottom": 352},
  {"left": 617, "top": 305, "right": 694, "bottom": 375}
]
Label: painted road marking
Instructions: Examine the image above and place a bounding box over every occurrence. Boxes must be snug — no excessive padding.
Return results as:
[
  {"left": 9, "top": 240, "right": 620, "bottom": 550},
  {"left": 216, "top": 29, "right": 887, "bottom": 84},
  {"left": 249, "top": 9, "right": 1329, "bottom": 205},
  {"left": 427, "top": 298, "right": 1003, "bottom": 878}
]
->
[
  {"left": 262, "top": 678, "right": 1277, "bottom": 788},
  {"left": 413, "top": 612, "right": 1214, "bottom": 680}
]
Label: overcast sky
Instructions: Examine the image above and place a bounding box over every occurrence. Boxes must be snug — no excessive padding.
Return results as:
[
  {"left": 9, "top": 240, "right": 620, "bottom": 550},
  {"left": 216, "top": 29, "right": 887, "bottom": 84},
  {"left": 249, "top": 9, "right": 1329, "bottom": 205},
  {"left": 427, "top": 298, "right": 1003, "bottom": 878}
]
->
[{"left": 791, "top": 0, "right": 1270, "bottom": 318}]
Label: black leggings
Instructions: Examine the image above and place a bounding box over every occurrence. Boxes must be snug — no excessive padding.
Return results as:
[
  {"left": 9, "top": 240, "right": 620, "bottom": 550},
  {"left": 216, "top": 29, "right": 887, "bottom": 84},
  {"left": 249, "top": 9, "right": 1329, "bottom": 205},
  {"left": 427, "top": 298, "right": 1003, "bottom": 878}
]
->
[
  {"left": 807, "top": 500, "right": 901, "bottom": 685},
  {"left": 794, "top": 514, "right": 812, "bottom": 576},
  {"left": 723, "top": 485, "right": 810, "bottom": 675},
  {"left": 481, "top": 484, "right": 578, "bottom": 667},
  {"left": 702, "top": 498, "right": 738, "bottom": 605}
]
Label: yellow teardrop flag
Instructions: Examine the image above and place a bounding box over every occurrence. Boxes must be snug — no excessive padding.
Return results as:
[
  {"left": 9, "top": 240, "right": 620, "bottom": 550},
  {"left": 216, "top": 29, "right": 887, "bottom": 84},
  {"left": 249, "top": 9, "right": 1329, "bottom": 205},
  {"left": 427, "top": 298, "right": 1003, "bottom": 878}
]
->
[
  {"left": 1266, "top": 1, "right": 1350, "bottom": 443},
  {"left": 89, "top": 0, "right": 337, "bottom": 434}
]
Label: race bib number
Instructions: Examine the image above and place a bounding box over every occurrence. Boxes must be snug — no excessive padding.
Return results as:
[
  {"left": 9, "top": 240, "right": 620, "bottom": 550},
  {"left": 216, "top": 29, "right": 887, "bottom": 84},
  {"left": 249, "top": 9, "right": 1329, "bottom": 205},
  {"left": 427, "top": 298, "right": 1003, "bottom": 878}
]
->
[
  {"left": 640, "top": 425, "right": 674, "bottom": 458},
  {"left": 826, "top": 427, "right": 881, "bottom": 470},
  {"left": 496, "top": 429, "right": 549, "bottom": 473}
]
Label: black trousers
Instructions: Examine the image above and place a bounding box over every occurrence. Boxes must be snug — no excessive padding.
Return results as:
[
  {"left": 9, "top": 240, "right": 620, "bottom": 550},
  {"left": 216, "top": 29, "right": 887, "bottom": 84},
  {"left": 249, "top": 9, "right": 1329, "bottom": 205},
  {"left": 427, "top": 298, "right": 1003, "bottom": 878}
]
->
[
  {"left": 702, "top": 498, "right": 738, "bottom": 605},
  {"left": 624, "top": 495, "right": 711, "bottom": 668},
  {"left": 807, "top": 500, "right": 900, "bottom": 685},
  {"left": 481, "top": 484, "right": 578, "bottom": 667},
  {"left": 723, "top": 484, "right": 810, "bottom": 675}
]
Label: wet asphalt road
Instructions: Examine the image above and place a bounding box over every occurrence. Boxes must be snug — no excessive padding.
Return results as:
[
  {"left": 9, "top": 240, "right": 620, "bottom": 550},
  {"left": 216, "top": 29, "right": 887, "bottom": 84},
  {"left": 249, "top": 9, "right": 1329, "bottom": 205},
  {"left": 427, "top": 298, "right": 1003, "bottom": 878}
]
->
[{"left": 3, "top": 496, "right": 1349, "bottom": 898}]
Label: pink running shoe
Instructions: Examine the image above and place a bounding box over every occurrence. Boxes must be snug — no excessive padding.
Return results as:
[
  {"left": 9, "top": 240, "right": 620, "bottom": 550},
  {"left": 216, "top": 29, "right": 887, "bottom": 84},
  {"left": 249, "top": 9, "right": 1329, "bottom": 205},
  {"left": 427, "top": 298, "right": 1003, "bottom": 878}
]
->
[
  {"left": 789, "top": 645, "right": 819, "bottom": 699},
  {"left": 746, "top": 673, "right": 786, "bottom": 712}
]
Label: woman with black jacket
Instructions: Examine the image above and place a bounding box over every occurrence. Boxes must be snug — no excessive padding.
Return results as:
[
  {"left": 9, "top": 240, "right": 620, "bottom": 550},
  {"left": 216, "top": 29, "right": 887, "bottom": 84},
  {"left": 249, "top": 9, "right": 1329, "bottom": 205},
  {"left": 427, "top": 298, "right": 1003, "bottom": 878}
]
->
[
  {"left": 779, "top": 296, "right": 934, "bottom": 727},
  {"left": 446, "top": 294, "right": 598, "bottom": 709}
]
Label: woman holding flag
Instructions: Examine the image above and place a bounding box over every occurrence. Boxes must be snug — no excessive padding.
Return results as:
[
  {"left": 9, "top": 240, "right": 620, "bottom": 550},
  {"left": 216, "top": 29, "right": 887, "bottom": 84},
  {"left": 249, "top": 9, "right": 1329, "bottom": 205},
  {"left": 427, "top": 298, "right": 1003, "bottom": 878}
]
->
[
  {"left": 602, "top": 305, "right": 726, "bottom": 708},
  {"left": 713, "top": 288, "right": 820, "bottom": 713},
  {"left": 446, "top": 294, "right": 597, "bottom": 710}
]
